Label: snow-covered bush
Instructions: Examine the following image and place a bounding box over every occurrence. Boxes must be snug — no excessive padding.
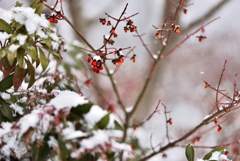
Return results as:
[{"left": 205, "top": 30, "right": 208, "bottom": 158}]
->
[{"left": 0, "top": 0, "right": 238, "bottom": 161}]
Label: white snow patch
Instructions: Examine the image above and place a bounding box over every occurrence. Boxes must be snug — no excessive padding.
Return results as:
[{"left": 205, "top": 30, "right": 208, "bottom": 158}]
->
[
  {"left": 49, "top": 90, "right": 88, "bottom": 111},
  {"left": 0, "top": 32, "right": 12, "bottom": 41},
  {"left": 9, "top": 44, "right": 20, "bottom": 52},
  {"left": 83, "top": 105, "right": 107, "bottom": 128},
  {"left": 16, "top": 34, "right": 28, "bottom": 45},
  {"left": 153, "top": 54, "right": 158, "bottom": 59},
  {"left": 62, "top": 122, "right": 88, "bottom": 140},
  {"left": 10, "top": 103, "right": 24, "bottom": 115}
]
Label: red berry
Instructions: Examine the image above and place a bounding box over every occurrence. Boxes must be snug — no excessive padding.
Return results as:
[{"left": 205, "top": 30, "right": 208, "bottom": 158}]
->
[
  {"left": 57, "top": 14, "right": 61, "bottom": 18},
  {"left": 87, "top": 57, "right": 91, "bottom": 63},
  {"left": 100, "top": 65, "right": 103, "bottom": 70},
  {"left": 109, "top": 106, "right": 114, "bottom": 113},
  {"left": 133, "top": 125, "right": 137, "bottom": 131},
  {"left": 96, "top": 68, "right": 100, "bottom": 74},
  {"left": 120, "top": 58, "right": 124, "bottom": 63},
  {"left": 49, "top": 17, "right": 54, "bottom": 23},
  {"left": 93, "top": 67, "right": 97, "bottom": 73},
  {"left": 217, "top": 125, "right": 222, "bottom": 132},
  {"left": 85, "top": 80, "right": 92, "bottom": 86},
  {"left": 224, "top": 151, "right": 229, "bottom": 155},
  {"left": 169, "top": 120, "right": 172, "bottom": 125},
  {"left": 133, "top": 58, "right": 136, "bottom": 63}
]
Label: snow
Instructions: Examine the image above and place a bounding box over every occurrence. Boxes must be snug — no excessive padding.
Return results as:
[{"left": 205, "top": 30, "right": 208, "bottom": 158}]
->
[
  {"left": 10, "top": 103, "right": 24, "bottom": 115},
  {"left": 109, "top": 69, "right": 114, "bottom": 74},
  {"left": 16, "top": 34, "right": 28, "bottom": 45},
  {"left": 0, "top": 8, "right": 12, "bottom": 24},
  {"left": 62, "top": 122, "right": 88, "bottom": 140},
  {"left": 8, "top": 44, "right": 20, "bottom": 52},
  {"left": 200, "top": 71, "right": 204, "bottom": 74},
  {"left": 0, "top": 92, "right": 11, "bottom": 99},
  {"left": 93, "top": 55, "right": 102, "bottom": 61},
  {"left": 49, "top": 90, "right": 88, "bottom": 112},
  {"left": 0, "top": 32, "right": 12, "bottom": 41},
  {"left": 16, "top": 109, "right": 42, "bottom": 137},
  {"left": 83, "top": 105, "right": 107, "bottom": 128},
  {"left": 48, "top": 136, "right": 59, "bottom": 149},
  {"left": 209, "top": 151, "right": 221, "bottom": 160},
  {"left": 11, "top": 7, "right": 50, "bottom": 35},
  {"left": 153, "top": 54, "right": 158, "bottom": 59}
]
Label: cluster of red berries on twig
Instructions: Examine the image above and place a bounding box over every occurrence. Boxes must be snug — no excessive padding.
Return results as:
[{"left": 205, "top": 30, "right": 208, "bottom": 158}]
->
[
  {"left": 87, "top": 54, "right": 104, "bottom": 74},
  {"left": 111, "top": 49, "right": 125, "bottom": 67},
  {"left": 196, "top": 28, "right": 207, "bottom": 42},
  {"left": 213, "top": 118, "right": 222, "bottom": 132},
  {"left": 124, "top": 19, "right": 136, "bottom": 33},
  {"left": 46, "top": 11, "right": 62, "bottom": 23}
]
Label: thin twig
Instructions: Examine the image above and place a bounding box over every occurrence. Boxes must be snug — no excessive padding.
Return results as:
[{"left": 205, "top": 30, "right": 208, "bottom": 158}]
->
[
  {"left": 161, "top": 17, "right": 220, "bottom": 59},
  {"left": 134, "top": 30, "right": 154, "bottom": 59},
  {"left": 216, "top": 60, "right": 227, "bottom": 110},
  {"left": 162, "top": 103, "right": 170, "bottom": 143},
  {"left": 139, "top": 104, "right": 236, "bottom": 161}
]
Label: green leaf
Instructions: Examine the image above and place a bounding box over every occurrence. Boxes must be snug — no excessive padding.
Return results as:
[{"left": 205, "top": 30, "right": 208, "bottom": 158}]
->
[
  {"left": 58, "top": 135, "right": 68, "bottom": 161},
  {"left": 42, "top": 37, "right": 52, "bottom": 49},
  {"left": 7, "top": 51, "right": 17, "bottom": 66},
  {"left": 13, "top": 65, "right": 25, "bottom": 92},
  {"left": 39, "top": 48, "right": 49, "bottom": 71},
  {"left": 70, "top": 102, "right": 93, "bottom": 116},
  {"left": 30, "top": 0, "right": 41, "bottom": 9},
  {"left": 41, "top": 43, "right": 61, "bottom": 59},
  {"left": 185, "top": 143, "right": 194, "bottom": 161},
  {"left": 97, "top": 112, "right": 110, "bottom": 129},
  {"left": 35, "top": 3, "right": 45, "bottom": 16},
  {"left": 17, "top": 47, "right": 25, "bottom": 68},
  {"left": 26, "top": 59, "right": 35, "bottom": 89},
  {"left": 0, "top": 96, "right": 13, "bottom": 121},
  {"left": 0, "top": 48, "right": 7, "bottom": 60},
  {"left": 25, "top": 45, "right": 38, "bottom": 61},
  {"left": 32, "top": 140, "right": 50, "bottom": 161},
  {"left": 0, "top": 19, "right": 13, "bottom": 34},
  {"left": 0, "top": 73, "right": 14, "bottom": 92},
  {"left": 203, "top": 147, "right": 230, "bottom": 160},
  {"left": 1, "top": 56, "right": 17, "bottom": 78},
  {"left": 114, "top": 120, "right": 124, "bottom": 131},
  {"left": 15, "top": 1, "right": 24, "bottom": 7}
]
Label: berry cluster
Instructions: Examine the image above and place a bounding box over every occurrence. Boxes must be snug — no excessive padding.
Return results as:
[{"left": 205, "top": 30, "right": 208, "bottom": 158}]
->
[
  {"left": 111, "top": 49, "right": 125, "bottom": 67},
  {"left": 47, "top": 11, "right": 62, "bottom": 23},
  {"left": 87, "top": 55, "right": 104, "bottom": 74},
  {"left": 171, "top": 24, "right": 180, "bottom": 34},
  {"left": 196, "top": 28, "right": 207, "bottom": 42},
  {"left": 124, "top": 19, "right": 136, "bottom": 33}
]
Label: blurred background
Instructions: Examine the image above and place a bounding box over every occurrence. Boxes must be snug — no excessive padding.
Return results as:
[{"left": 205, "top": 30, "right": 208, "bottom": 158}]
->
[{"left": 1, "top": 0, "right": 240, "bottom": 160}]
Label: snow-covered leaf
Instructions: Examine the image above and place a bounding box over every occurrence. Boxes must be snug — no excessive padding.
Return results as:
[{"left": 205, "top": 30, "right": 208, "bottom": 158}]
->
[
  {"left": 70, "top": 102, "right": 93, "bottom": 116},
  {"left": 97, "top": 112, "right": 110, "bottom": 129},
  {"left": 186, "top": 143, "right": 194, "bottom": 161},
  {"left": 0, "top": 19, "right": 13, "bottom": 34},
  {"left": 203, "top": 147, "right": 230, "bottom": 160}
]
